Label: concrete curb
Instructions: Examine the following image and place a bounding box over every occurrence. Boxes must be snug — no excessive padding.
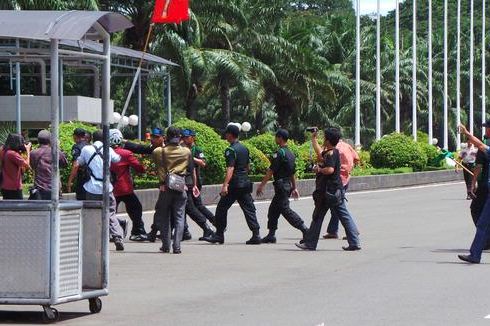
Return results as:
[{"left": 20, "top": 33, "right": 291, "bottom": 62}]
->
[{"left": 63, "top": 169, "right": 462, "bottom": 213}]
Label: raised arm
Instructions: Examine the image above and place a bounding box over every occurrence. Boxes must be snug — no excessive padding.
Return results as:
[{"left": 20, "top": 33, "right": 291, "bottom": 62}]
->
[{"left": 459, "top": 125, "right": 489, "bottom": 153}]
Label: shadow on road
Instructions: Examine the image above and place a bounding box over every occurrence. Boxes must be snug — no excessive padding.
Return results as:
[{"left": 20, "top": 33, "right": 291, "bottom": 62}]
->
[{"left": 0, "top": 310, "right": 90, "bottom": 324}]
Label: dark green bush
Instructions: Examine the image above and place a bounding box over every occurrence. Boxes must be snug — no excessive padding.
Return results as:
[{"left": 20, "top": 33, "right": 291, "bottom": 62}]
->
[
  {"left": 242, "top": 141, "right": 271, "bottom": 175},
  {"left": 370, "top": 133, "right": 427, "bottom": 171}
]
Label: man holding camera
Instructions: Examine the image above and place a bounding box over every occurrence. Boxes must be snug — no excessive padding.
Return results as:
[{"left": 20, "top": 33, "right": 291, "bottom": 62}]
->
[
  {"left": 296, "top": 128, "right": 361, "bottom": 251},
  {"left": 257, "top": 129, "right": 308, "bottom": 243}
]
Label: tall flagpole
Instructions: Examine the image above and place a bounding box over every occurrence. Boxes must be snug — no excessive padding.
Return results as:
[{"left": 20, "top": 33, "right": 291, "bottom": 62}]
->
[
  {"left": 355, "top": 0, "right": 361, "bottom": 147},
  {"left": 412, "top": 0, "right": 417, "bottom": 140},
  {"left": 395, "top": 0, "right": 400, "bottom": 133},
  {"left": 456, "top": 0, "right": 461, "bottom": 150},
  {"left": 470, "top": 0, "right": 475, "bottom": 134},
  {"left": 428, "top": 0, "right": 433, "bottom": 144},
  {"left": 443, "top": 0, "right": 448, "bottom": 149},
  {"left": 376, "top": 0, "right": 381, "bottom": 140},
  {"left": 482, "top": 0, "right": 486, "bottom": 136}
]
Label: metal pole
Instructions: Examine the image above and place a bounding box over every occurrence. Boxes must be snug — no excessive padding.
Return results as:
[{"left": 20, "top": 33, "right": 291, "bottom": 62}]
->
[
  {"left": 355, "top": 0, "right": 361, "bottom": 146},
  {"left": 138, "top": 71, "right": 142, "bottom": 140},
  {"left": 412, "top": 0, "right": 417, "bottom": 141},
  {"left": 443, "top": 0, "right": 448, "bottom": 149},
  {"left": 50, "top": 39, "right": 60, "bottom": 204},
  {"left": 428, "top": 0, "right": 433, "bottom": 144},
  {"left": 15, "top": 39, "right": 21, "bottom": 134},
  {"left": 470, "top": 0, "right": 475, "bottom": 134},
  {"left": 457, "top": 0, "right": 462, "bottom": 150},
  {"left": 59, "top": 59, "right": 64, "bottom": 123},
  {"left": 376, "top": 0, "right": 381, "bottom": 140},
  {"left": 395, "top": 0, "right": 400, "bottom": 133},
  {"left": 167, "top": 73, "right": 172, "bottom": 127},
  {"left": 482, "top": 0, "right": 486, "bottom": 136}
]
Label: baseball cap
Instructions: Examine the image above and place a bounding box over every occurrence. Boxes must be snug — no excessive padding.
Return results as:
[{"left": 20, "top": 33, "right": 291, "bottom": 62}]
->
[
  {"left": 181, "top": 129, "right": 196, "bottom": 137},
  {"left": 73, "top": 128, "right": 86, "bottom": 137},
  {"left": 275, "top": 129, "right": 289, "bottom": 141},
  {"left": 482, "top": 120, "right": 490, "bottom": 127},
  {"left": 225, "top": 125, "right": 240, "bottom": 137},
  {"left": 151, "top": 127, "right": 164, "bottom": 137}
]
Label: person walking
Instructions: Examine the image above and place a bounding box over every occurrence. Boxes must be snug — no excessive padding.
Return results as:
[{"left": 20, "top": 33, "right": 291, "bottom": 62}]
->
[
  {"left": 29, "top": 130, "right": 68, "bottom": 200},
  {"left": 181, "top": 129, "right": 215, "bottom": 240},
  {"left": 470, "top": 122, "right": 490, "bottom": 225},
  {"left": 202, "top": 124, "right": 261, "bottom": 245},
  {"left": 109, "top": 129, "right": 149, "bottom": 242},
  {"left": 256, "top": 129, "right": 309, "bottom": 243},
  {"left": 0, "top": 133, "right": 31, "bottom": 200},
  {"left": 323, "top": 138, "right": 360, "bottom": 239},
  {"left": 295, "top": 128, "right": 361, "bottom": 251},
  {"left": 70, "top": 128, "right": 88, "bottom": 200},
  {"left": 458, "top": 142, "right": 477, "bottom": 200},
  {"left": 67, "top": 129, "right": 125, "bottom": 251},
  {"left": 152, "top": 126, "right": 199, "bottom": 254}
]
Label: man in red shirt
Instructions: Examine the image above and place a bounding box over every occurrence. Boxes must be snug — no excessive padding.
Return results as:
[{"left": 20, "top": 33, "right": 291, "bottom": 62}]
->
[
  {"left": 323, "top": 139, "right": 360, "bottom": 239},
  {"left": 109, "top": 129, "right": 148, "bottom": 242}
]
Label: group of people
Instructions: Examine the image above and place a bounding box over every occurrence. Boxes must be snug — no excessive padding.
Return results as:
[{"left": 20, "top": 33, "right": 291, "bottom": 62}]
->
[{"left": 0, "top": 122, "right": 363, "bottom": 254}]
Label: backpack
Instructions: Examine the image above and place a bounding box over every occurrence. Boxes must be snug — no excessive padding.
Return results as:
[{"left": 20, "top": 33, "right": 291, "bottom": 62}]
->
[{"left": 86, "top": 145, "right": 116, "bottom": 184}]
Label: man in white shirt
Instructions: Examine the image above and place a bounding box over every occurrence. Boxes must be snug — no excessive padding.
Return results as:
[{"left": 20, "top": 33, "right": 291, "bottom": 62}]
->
[{"left": 68, "top": 129, "right": 125, "bottom": 251}]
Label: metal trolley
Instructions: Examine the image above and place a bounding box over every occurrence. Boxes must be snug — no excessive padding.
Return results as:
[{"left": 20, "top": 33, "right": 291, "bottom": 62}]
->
[
  {"left": 0, "top": 10, "right": 134, "bottom": 323},
  {"left": 0, "top": 201, "right": 108, "bottom": 322}
]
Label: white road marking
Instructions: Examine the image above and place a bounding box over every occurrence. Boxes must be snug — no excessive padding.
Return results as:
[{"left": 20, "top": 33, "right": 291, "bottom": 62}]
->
[{"left": 484, "top": 314, "right": 490, "bottom": 319}]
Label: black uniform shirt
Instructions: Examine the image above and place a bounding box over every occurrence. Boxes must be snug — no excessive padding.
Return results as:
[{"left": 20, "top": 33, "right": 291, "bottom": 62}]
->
[
  {"left": 476, "top": 150, "right": 489, "bottom": 189},
  {"left": 192, "top": 145, "right": 205, "bottom": 187},
  {"left": 71, "top": 141, "right": 87, "bottom": 191},
  {"left": 270, "top": 146, "right": 296, "bottom": 180},
  {"left": 71, "top": 141, "right": 87, "bottom": 162},
  {"left": 315, "top": 148, "right": 342, "bottom": 192},
  {"left": 225, "top": 141, "right": 250, "bottom": 188}
]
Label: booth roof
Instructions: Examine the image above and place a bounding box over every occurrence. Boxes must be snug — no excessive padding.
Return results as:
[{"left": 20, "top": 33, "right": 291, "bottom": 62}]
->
[{"left": 0, "top": 10, "right": 133, "bottom": 41}]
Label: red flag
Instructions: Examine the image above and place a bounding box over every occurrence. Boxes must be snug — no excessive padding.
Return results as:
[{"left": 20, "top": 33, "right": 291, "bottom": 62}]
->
[{"left": 151, "top": 0, "right": 189, "bottom": 24}]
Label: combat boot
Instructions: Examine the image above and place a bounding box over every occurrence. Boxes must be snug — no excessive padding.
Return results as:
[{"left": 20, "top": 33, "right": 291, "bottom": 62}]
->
[{"left": 246, "top": 230, "right": 261, "bottom": 245}]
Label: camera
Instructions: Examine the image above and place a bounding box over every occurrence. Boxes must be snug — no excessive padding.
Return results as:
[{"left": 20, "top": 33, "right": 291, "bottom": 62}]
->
[{"left": 306, "top": 127, "right": 318, "bottom": 133}]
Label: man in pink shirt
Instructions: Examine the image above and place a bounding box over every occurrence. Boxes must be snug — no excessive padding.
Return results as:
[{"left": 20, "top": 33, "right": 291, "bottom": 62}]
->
[{"left": 323, "top": 139, "right": 360, "bottom": 239}]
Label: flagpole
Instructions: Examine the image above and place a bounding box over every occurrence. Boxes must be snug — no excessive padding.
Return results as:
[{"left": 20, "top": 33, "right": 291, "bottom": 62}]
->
[
  {"left": 355, "top": 0, "right": 361, "bottom": 147},
  {"left": 412, "top": 0, "right": 417, "bottom": 141},
  {"left": 395, "top": 0, "right": 400, "bottom": 133},
  {"left": 376, "top": 0, "right": 381, "bottom": 140},
  {"left": 456, "top": 0, "right": 461, "bottom": 150},
  {"left": 482, "top": 0, "right": 486, "bottom": 136},
  {"left": 428, "top": 0, "right": 433, "bottom": 144},
  {"left": 119, "top": 23, "right": 155, "bottom": 127},
  {"left": 470, "top": 0, "right": 474, "bottom": 134},
  {"left": 443, "top": 0, "right": 448, "bottom": 150}
]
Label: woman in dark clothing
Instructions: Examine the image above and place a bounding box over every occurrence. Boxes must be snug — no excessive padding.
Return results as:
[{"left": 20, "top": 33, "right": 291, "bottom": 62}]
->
[{"left": 0, "top": 133, "right": 31, "bottom": 200}]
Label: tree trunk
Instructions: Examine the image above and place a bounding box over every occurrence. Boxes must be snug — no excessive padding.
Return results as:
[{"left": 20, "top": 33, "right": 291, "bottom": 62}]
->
[
  {"left": 185, "top": 84, "right": 198, "bottom": 119},
  {"left": 220, "top": 82, "right": 231, "bottom": 123},
  {"left": 141, "top": 75, "right": 148, "bottom": 140}
]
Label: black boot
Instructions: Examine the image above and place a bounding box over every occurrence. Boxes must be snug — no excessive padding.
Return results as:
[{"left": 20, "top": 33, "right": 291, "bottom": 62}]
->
[
  {"left": 199, "top": 225, "right": 215, "bottom": 241},
  {"left": 182, "top": 228, "right": 192, "bottom": 241},
  {"left": 202, "top": 231, "right": 224, "bottom": 244},
  {"left": 246, "top": 230, "right": 261, "bottom": 245},
  {"left": 147, "top": 228, "right": 158, "bottom": 243},
  {"left": 261, "top": 231, "right": 277, "bottom": 244}
]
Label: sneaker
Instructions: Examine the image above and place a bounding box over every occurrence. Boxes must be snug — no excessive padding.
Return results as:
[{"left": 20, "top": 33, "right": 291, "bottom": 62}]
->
[
  {"left": 458, "top": 254, "right": 480, "bottom": 264},
  {"left": 295, "top": 242, "right": 315, "bottom": 251},
  {"left": 202, "top": 234, "right": 224, "bottom": 244},
  {"left": 129, "top": 234, "right": 149, "bottom": 242},
  {"left": 342, "top": 245, "right": 361, "bottom": 251},
  {"left": 114, "top": 238, "right": 124, "bottom": 251}
]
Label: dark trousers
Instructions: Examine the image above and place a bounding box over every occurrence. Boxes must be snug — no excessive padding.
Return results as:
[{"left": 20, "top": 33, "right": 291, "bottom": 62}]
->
[
  {"left": 463, "top": 163, "right": 475, "bottom": 192},
  {"left": 469, "top": 194, "right": 490, "bottom": 261},
  {"left": 75, "top": 186, "right": 86, "bottom": 201},
  {"left": 471, "top": 186, "right": 488, "bottom": 225},
  {"left": 1, "top": 189, "right": 23, "bottom": 200},
  {"left": 193, "top": 194, "right": 215, "bottom": 225},
  {"left": 154, "top": 190, "right": 187, "bottom": 251},
  {"left": 304, "top": 191, "right": 360, "bottom": 250},
  {"left": 267, "top": 184, "right": 305, "bottom": 231},
  {"left": 326, "top": 184, "right": 349, "bottom": 235},
  {"left": 116, "top": 193, "right": 146, "bottom": 235},
  {"left": 185, "top": 190, "right": 210, "bottom": 231},
  {"left": 28, "top": 189, "right": 52, "bottom": 200},
  {"left": 215, "top": 187, "right": 260, "bottom": 234}
]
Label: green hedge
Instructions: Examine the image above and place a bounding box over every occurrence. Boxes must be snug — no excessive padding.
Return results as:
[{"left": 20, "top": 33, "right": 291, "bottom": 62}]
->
[{"left": 370, "top": 133, "right": 427, "bottom": 171}]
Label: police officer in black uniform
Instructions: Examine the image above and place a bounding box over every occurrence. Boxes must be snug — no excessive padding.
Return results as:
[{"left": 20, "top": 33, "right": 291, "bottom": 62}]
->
[
  {"left": 203, "top": 124, "right": 261, "bottom": 245},
  {"left": 70, "top": 128, "right": 88, "bottom": 200},
  {"left": 256, "top": 129, "right": 309, "bottom": 243}
]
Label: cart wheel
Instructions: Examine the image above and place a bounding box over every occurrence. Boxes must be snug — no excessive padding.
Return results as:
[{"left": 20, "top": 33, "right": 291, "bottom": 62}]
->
[
  {"left": 89, "top": 297, "right": 102, "bottom": 314},
  {"left": 42, "top": 306, "right": 60, "bottom": 323}
]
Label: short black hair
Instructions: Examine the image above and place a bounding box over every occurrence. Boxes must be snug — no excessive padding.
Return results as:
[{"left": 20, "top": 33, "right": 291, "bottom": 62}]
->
[
  {"left": 92, "top": 129, "right": 103, "bottom": 142},
  {"left": 225, "top": 125, "right": 240, "bottom": 138},
  {"left": 275, "top": 129, "right": 289, "bottom": 141},
  {"left": 324, "top": 127, "right": 341, "bottom": 147},
  {"left": 73, "top": 128, "right": 86, "bottom": 137},
  {"left": 166, "top": 126, "right": 181, "bottom": 139}
]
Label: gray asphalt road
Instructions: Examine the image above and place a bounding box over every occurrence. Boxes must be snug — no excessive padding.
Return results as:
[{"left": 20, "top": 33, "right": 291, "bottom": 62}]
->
[{"left": 1, "top": 182, "right": 490, "bottom": 326}]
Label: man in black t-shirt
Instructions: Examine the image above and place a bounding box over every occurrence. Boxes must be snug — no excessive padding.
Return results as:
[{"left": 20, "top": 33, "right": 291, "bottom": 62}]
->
[
  {"left": 470, "top": 140, "right": 489, "bottom": 225},
  {"left": 70, "top": 128, "right": 88, "bottom": 200},
  {"left": 296, "top": 128, "right": 361, "bottom": 251}
]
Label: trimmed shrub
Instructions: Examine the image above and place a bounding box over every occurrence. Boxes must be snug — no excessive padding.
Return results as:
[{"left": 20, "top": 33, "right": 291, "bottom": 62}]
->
[
  {"left": 370, "top": 133, "right": 427, "bottom": 171},
  {"left": 358, "top": 150, "right": 372, "bottom": 169},
  {"left": 242, "top": 141, "right": 271, "bottom": 175}
]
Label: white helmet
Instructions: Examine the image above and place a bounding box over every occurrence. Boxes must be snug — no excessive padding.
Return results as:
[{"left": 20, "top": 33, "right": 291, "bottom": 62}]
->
[{"left": 109, "top": 129, "right": 123, "bottom": 146}]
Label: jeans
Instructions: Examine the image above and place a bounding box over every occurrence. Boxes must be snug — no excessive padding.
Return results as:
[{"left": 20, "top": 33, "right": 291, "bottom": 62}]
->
[
  {"left": 469, "top": 194, "right": 490, "bottom": 261},
  {"left": 86, "top": 192, "right": 124, "bottom": 240},
  {"left": 116, "top": 193, "right": 146, "bottom": 235},
  {"left": 154, "top": 190, "right": 187, "bottom": 251},
  {"left": 326, "top": 184, "right": 349, "bottom": 235},
  {"left": 304, "top": 190, "right": 360, "bottom": 250},
  {"left": 215, "top": 187, "right": 260, "bottom": 234}
]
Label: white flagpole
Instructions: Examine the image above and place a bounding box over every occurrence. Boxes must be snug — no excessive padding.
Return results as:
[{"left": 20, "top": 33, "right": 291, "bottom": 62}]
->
[
  {"left": 355, "top": 0, "right": 361, "bottom": 147},
  {"left": 443, "top": 0, "right": 448, "bottom": 149},
  {"left": 395, "top": 0, "right": 400, "bottom": 133},
  {"left": 456, "top": 0, "right": 461, "bottom": 150},
  {"left": 428, "top": 0, "right": 433, "bottom": 144},
  {"left": 482, "top": 0, "right": 486, "bottom": 136},
  {"left": 470, "top": 0, "right": 474, "bottom": 134},
  {"left": 412, "top": 0, "right": 417, "bottom": 140},
  {"left": 376, "top": 0, "right": 381, "bottom": 140}
]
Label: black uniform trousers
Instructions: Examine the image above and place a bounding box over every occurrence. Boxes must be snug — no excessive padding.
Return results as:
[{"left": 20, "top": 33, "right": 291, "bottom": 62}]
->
[
  {"left": 116, "top": 193, "right": 146, "bottom": 235},
  {"left": 215, "top": 187, "right": 260, "bottom": 234},
  {"left": 193, "top": 194, "right": 215, "bottom": 225},
  {"left": 184, "top": 189, "right": 209, "bottom": 230},
  {"left": 471, "top": 185, "right": 488, "bottom": 226},
  {"left": 267, "top": 181, "right": 304, "bottom": 231}
]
